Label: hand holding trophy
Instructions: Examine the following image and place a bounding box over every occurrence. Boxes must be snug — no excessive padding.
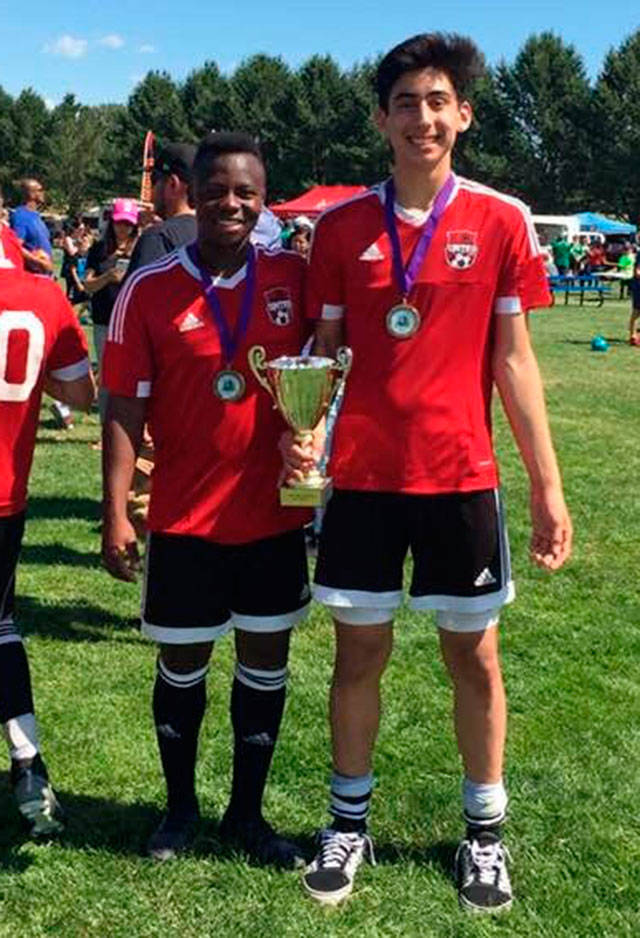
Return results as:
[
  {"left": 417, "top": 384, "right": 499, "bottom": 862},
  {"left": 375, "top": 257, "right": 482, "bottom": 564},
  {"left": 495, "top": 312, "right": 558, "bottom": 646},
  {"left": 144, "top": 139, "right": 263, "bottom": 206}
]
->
[{"left": 248, "top": 346, "right": 352, "bottom": 507}]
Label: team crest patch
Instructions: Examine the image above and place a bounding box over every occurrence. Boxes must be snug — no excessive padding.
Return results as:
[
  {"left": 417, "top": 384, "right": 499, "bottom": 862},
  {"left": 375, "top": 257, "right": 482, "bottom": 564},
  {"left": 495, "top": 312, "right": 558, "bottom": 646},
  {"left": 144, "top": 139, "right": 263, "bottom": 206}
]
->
[
  {"left": 264, "top": 287, "right": 293, "bottom": 326},
  {"left": 445, "top": 230, "right": 479, "bottom": 270}
]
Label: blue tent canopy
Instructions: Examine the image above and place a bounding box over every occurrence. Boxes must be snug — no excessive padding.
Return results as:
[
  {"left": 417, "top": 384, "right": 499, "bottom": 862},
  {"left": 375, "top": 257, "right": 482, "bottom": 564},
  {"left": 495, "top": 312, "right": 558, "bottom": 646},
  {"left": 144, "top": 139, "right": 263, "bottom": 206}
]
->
[{"left": 576, "top": 212, "right": 636, "bottom": 235}]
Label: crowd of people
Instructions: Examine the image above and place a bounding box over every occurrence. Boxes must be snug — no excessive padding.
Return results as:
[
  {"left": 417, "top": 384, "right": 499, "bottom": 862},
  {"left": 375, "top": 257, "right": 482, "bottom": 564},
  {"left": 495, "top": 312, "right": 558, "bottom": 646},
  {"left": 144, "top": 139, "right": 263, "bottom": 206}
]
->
[{"left": 3, "top": 27, "right": 637, "bottom": 921}]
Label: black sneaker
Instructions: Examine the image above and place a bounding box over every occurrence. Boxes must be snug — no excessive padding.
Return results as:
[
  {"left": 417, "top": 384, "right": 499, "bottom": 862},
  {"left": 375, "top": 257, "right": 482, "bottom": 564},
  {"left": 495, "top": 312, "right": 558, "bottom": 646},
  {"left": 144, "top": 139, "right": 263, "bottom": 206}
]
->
[
  {"left": 303, "top": 827, "right": 375, "bottom": 905},
  {"left": 218, "top": 811, "right": 304, "bottom": 869},
  {"left": 10, "top": 754, "right": 65, "bottom": 838},
  {"left": 455, "top": 830, "right": 513, "bottom": 913},
  {"left": 146, "top": 804, "right": 200, "bottom": 861}
]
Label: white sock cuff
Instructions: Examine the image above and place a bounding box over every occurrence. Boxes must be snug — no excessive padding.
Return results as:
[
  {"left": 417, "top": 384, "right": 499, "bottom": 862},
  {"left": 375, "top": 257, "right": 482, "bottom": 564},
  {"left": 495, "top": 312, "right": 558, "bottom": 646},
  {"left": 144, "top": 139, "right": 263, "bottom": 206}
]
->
[
  {"left": 234, "top": 662, "right": 288, "bottom": 691},
  {"left": 3, "top": 712, "right": 39, "bottom": 760},
  {"left": 331, "top": 770, "right": 374, "bottom": 798},
  {"left": 157, "top": 658, "right": 209, "bottom": 689},
  {"left": 463, "top": 777, "right": 508, "bottom": 825}
]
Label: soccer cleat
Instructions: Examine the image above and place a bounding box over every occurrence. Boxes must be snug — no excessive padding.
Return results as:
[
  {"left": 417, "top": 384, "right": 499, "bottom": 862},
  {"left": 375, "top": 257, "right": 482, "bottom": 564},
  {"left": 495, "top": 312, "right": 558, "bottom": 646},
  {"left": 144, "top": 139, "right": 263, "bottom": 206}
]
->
[
  {"left": 455, "top": 830, "right": 513, "bottom": 913},
  {"left": 218, "top": 811, "right": 305, "bottom": 869},
  {"left": 49, "top": 401, "right": 74, "bottom": 430},
  {"left": 10, "top": 754, "right": 65, "bottom": 838},
  {"left": 303, "top": 827, "right": 375, "bottom": 905},
  {"left": 146, "top": 804, "right": 200, "bottom": 861}
]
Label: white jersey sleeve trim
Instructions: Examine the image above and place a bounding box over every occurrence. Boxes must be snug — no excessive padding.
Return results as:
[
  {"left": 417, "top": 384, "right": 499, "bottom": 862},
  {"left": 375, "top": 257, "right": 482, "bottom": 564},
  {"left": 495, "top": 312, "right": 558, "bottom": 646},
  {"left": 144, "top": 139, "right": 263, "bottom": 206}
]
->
[
  {"left": 321, "top": 303, "right": 345, "bottom": 321},
  {"left": 136, "top": 380, "right": 151, "bottom": 398},
  {"left": 494, "top": 296, "right": 523, "bottom": 315},
  {"left": 49, "top": 357, "right": 91, "bottom": 380}
]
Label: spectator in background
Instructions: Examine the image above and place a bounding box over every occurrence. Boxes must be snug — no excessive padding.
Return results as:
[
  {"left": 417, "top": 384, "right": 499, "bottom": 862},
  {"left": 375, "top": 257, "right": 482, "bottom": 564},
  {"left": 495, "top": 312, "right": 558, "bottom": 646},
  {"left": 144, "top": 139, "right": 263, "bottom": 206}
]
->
[
  {"left": 588, "top": 238, "right": 607, "bottom": 272},
  {"left": 629, "top": 241, "right": 640, "bottom": 343},
  {"left": 126, "top": 143, "right": 196, "bottom": 278},
  {"left": 551, "top": 230, "right": 571, "bottom": 275},
  {"left": 61, "top": 218, "right": 86, "bottom": 299},
  {"left": 9, "top": 178, "right": 53, "bottom": 275},
  {"left": 84, "top": 199, "right": 139, "bottom": 423},
  {"left": 570, "top": 234, "right": 589, "bottom": 274}
]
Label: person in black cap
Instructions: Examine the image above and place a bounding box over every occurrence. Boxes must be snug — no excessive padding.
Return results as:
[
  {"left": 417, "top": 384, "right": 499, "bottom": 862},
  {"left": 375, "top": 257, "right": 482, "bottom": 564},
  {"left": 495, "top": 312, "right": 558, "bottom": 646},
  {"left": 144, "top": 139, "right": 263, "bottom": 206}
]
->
[{"left": 126, "top": 142, "right": 197, "bottom": 277}]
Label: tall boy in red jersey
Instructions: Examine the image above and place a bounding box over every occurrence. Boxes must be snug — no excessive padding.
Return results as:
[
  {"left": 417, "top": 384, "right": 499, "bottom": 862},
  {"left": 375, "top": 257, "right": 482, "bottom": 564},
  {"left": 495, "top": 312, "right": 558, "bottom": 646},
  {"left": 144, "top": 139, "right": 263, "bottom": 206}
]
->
[
  {"left": 101, "top": 133, "right": 311, "bottom": 865},
  {"left": 0, "top": 227, "right": 94, "bottom": 836},
  {"left": 290, "top": 34, "right": 572, "bottom": 912}
]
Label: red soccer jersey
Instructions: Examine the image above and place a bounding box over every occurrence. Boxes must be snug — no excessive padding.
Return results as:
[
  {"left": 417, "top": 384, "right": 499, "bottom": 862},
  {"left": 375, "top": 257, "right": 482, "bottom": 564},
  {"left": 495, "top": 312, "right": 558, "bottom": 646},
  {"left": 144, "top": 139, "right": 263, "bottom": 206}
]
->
[
  {"left": 0, "top": 268, "right": 90, "bottom": 516},
  {"left": 307, "top": 176, "right": 551, "bottom": 495},
  {"left": 103, "top": 245, "right": 311, "bottom": 544},
  {"left": 0, "top": 225, "right": 24, "bottom": 270}
]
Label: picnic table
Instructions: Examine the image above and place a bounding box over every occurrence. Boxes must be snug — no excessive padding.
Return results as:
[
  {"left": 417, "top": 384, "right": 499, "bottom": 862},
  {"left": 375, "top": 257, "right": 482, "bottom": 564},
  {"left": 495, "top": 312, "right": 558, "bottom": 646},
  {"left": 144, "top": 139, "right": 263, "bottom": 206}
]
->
[{"left": 548, "top": 274, "right": 612, "bottom": 307}]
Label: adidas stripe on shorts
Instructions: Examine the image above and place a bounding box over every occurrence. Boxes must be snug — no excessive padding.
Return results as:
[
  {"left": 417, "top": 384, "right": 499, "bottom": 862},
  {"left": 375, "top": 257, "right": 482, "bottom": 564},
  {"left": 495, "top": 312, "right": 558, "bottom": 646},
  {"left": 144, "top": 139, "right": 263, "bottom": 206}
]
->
[{"left": 313, "top": 489, "right": 513, "bottom": 615}]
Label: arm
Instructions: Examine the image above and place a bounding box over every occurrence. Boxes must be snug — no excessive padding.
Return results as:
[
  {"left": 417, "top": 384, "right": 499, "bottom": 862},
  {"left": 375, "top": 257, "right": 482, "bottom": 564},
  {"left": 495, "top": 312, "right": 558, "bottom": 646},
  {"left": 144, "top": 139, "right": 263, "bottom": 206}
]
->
[
  {"left": 84, "top": 266, "right": 120, "bottom": 294},
  {"left": 21, "top": 246, "right": 53, "bottom": 274},
  {"left": 102, "top": 395, "right": 146, "bottom": 581},
  {"left": 493, "top": 313, "right": 572, "bottom": 571},
  {"left": 44, "top": 372, "right": 95, "bottom": 410}
]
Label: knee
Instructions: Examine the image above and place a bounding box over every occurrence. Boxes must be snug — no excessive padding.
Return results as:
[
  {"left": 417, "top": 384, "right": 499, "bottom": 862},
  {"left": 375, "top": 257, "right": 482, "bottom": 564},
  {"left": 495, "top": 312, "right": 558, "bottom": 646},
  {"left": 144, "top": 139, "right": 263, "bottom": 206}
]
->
[
  {"left": 159, "top": 641, "right": 213, "bottom": 674},
  {"left": 334, "top": 630, "right": 392, "bottom": 686},
  {"left": 442, "top": 636, "right": 502, "bottom": 695}
]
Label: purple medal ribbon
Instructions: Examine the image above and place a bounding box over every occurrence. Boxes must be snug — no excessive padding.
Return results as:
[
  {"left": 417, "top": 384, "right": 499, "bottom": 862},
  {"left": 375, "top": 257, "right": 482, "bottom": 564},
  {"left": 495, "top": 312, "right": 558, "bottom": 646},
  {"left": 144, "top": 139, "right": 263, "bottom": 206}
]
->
[
  {"left": 188, "top": 242, "right": 256, "bottom": 366},
  {"left": 384, "top": 174, "right": 455, "bottom": 298}
]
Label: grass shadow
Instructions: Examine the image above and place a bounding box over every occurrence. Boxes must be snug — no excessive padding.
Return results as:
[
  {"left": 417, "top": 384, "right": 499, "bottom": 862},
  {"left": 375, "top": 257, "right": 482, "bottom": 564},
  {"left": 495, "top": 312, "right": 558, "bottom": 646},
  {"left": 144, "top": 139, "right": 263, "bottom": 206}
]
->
[
  {"left": 563, "top": 337, "right": 629, "bottom": 346},
  {"left": 16, "top": 595, "right": 141, "bottom": 643},
  {"left": 375, "top": 838, "right": 457, "bottom": 881},
  {"left": 20, "top": 544, "right": 101, "bottom": 569},
  {"left": 26, "top": 496, "right": 99, "bottom": 522}
]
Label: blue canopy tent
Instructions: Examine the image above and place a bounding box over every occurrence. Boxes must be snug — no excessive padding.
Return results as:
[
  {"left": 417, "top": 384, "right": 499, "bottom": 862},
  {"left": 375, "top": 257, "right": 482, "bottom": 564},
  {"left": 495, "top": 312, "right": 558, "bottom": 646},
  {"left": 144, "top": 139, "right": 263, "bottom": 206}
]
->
[{"left": 576, "top": 212, "right": 636, "bottom": 236}]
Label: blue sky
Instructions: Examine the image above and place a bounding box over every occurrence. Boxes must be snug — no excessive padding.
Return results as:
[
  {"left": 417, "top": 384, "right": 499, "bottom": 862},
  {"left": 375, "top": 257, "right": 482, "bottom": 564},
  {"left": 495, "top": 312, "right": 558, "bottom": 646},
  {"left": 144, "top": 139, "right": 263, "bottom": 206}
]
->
[{"left": 2, "top": 0, "right": 639, "bottom": 107}]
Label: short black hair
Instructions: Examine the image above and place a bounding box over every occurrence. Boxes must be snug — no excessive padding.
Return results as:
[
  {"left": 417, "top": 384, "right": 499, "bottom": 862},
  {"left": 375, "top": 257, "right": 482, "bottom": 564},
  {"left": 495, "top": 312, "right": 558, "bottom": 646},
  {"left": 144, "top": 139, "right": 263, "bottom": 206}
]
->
[
  {"left": 193, "top": 131, "right": 264, "bottom": 183},
  {"left": 376, "top": 33, "right": 485, "bottom": 111}
]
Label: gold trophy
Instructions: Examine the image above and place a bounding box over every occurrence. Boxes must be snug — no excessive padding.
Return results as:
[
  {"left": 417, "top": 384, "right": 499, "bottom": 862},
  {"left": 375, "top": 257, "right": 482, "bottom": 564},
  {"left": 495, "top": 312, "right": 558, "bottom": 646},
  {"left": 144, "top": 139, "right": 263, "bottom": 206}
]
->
[{"left": 248, "top": 346, "right": 352, "bottom": 507}]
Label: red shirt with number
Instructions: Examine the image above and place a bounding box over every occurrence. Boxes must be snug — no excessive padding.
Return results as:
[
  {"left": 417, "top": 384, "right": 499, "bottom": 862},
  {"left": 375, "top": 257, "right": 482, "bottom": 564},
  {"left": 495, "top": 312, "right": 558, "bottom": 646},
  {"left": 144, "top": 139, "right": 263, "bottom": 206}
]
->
[
  {"left": 0, "top": 225, "right": 24, "bottom": 270},
  {"left": 0, "top": 251, "right": 91, "bottom": 517},
  {"left": 103, "top": 244, "right": 311, "bottom": 544},
  {"left": 307, "top": 176, "right": 551, "bottom": 495}
]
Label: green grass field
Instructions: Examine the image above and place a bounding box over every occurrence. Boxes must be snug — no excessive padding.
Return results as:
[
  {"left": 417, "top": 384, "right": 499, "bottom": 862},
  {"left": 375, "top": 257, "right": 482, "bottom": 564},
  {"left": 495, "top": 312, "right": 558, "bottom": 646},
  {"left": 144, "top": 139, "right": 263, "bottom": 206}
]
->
[{"left": 1, "top": 298, "right": 639, "bottom": 937}]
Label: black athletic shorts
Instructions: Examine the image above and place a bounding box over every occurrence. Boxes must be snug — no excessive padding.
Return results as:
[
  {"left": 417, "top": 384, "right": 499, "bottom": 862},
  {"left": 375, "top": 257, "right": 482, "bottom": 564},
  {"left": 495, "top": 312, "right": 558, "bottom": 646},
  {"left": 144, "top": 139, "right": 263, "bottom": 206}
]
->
[
  {"left": 313, "top": 489, "right": 513, "bottom": 614},
  {"left": 0, "top": 512, "right": 25, "bottom": 632},
  {"left": 142, "top": 527, "right": 310, "bottom": 644}
]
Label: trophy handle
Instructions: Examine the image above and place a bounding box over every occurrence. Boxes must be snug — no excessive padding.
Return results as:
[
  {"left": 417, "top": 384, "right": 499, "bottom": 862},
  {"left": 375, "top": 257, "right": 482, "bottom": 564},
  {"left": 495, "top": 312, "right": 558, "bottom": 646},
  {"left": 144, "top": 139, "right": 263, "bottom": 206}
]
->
[
  {"left": 248, "top": 345, "right": 276, "bottom": 402},
  {"left": 329, "top": 345, "right": 352, "bottom": 407}
]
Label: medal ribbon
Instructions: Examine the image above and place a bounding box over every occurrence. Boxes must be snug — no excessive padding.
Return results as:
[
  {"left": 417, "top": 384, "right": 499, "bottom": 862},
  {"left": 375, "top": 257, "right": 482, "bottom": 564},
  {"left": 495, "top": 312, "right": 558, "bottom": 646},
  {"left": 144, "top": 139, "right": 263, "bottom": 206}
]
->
[
  {"left": 384, "top": 174, "right": 455, "bottom": 299},
  {"left": 188, "top": 242, "right": 256, "bottom": 367}
]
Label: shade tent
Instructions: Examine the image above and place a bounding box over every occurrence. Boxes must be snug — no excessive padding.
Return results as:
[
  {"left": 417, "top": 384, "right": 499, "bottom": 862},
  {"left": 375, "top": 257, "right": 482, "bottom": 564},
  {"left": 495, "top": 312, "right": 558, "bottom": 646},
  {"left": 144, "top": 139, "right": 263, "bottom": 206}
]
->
[
  {"left": 270, "top": 185, "right": 367, "bottom": 218},
  {"left": 576, "top": 212, "right": 636, "bottom": 236}
]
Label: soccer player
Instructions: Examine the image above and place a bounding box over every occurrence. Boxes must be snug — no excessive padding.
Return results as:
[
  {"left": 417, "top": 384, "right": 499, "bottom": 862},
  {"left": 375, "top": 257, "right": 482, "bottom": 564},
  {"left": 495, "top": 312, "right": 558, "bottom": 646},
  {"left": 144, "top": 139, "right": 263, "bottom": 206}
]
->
[
  {"left": 101, "top": 132, "right": 311, "bottom": 865},
  {"left": 287, "top": 34, "right": 572, "bottom": 912},
  {"left": 0, "top": 227, "right": 94, "bottom": 835}
]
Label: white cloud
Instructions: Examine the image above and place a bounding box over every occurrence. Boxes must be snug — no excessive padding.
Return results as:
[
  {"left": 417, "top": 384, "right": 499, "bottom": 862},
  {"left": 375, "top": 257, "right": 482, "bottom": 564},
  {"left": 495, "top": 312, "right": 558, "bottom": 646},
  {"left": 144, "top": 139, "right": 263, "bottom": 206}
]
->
[
  {"left": 43, "top": 35, "right": 88, "bottom": 59},
  {"left": 138, "top": 43, "right": 156, "bottom": 54},
  {"left": 44, "top": 97, "right": 57, "bottom": 111},
  {"left": 98, "top": 34, "right": 125, "bottom": 49}
]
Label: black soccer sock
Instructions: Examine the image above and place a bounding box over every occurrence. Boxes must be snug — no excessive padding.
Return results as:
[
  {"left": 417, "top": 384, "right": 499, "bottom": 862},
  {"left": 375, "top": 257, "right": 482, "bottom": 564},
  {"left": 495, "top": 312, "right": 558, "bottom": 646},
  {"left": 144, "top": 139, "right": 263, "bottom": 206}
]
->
[
  {"left": 0, "top": 636, "right": 35, "bottom": 723},
  {"left": 329, "top": 770, "right": 373, "bottom": 833},
  {"left": 153, "top": 658, "right": 208, "bottom": 815},
  {"left": 227, "top": 662, "right": 287, "bottom": 822}
]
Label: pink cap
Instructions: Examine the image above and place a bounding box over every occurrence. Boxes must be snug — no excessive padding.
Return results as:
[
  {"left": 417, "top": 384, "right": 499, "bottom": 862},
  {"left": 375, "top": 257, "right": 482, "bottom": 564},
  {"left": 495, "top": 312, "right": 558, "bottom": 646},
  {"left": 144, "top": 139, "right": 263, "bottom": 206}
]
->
[{"left": 112, "top": 197, "right": 139, "bottom": 225}]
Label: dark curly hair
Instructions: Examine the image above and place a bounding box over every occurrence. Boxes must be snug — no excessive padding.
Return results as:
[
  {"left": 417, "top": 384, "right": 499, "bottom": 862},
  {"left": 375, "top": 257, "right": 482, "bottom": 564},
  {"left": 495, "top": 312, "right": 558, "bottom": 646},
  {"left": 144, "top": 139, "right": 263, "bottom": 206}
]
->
[{"left": 376, "top": 33, "right": 485, "bottom": 111}]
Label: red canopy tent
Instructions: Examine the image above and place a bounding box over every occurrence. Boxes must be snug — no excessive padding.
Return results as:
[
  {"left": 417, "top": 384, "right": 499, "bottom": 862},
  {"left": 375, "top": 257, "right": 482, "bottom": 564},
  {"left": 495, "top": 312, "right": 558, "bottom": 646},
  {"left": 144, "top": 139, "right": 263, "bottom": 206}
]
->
[{"left": 269, "top": 185, "right": 366, "bottom": 219}]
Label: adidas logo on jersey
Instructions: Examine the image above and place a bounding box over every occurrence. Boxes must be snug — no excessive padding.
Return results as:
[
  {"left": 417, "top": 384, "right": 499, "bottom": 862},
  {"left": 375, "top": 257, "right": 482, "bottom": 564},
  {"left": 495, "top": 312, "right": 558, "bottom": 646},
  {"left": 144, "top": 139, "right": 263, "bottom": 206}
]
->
[
  {"left": 359, "top": 242, "right": 384, "bottom": 261},
  {"left": 179, "top": 312, "right": 205, "bottom": 332},
  {"left": 474, "top": 567, "right": 497, "bottom": 587}
]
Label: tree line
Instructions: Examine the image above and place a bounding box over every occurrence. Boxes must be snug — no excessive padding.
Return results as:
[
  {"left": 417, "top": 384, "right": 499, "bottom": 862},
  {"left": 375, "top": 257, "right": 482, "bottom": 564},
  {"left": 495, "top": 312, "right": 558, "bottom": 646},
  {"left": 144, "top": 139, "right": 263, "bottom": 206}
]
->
[{"left": 1, "top": 30, "right": 639, "bottom": 221}]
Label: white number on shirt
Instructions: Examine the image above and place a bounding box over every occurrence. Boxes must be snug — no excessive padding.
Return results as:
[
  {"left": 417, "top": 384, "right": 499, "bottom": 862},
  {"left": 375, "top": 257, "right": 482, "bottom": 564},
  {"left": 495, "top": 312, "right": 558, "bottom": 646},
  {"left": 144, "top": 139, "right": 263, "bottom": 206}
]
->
[{"left": 0, "top": 310, "right": 46, "bottom": 402}]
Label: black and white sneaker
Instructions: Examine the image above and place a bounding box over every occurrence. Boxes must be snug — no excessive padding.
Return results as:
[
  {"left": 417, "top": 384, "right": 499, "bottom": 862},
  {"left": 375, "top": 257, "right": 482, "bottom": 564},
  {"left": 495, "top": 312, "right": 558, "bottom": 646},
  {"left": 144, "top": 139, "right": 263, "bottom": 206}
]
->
[
  {"left": 10, "top": 754, "right": 65, "bottom": 838},
  {"left": 303, "top": 827, "right": 375, "bottom": 905},
  {"left": 455, "top": 830, "right": 513, "bottom": 913}
]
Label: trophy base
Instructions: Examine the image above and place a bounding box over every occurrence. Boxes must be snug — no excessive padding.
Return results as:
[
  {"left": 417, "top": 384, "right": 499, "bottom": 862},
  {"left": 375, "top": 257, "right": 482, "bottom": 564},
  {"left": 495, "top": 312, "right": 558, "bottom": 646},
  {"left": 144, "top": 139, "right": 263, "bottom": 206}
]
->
[{"left": 280, "top": 478, "right": 333, "bottom": 508}]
